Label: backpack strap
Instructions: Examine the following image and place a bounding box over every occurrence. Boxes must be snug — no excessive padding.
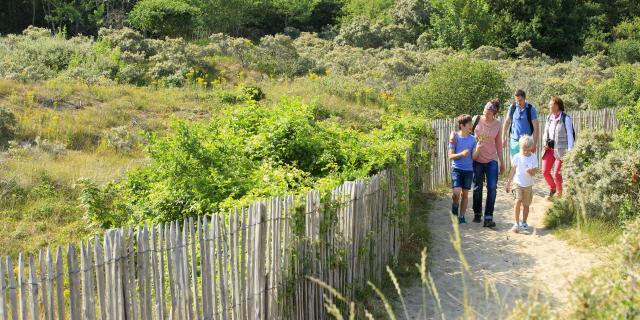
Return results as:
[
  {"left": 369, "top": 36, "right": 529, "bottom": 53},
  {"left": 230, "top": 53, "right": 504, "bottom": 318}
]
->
[
  {"left": 560, "top": 112, "right": 576, "bottom": 140},
  {"left": 508, "top": 104, "right": 516, "bottom": 138},
  {"left": 526, "top": 103, "right": 534, "bottom": 133},
  {"left": 472, "top": 115, "right": 481, "bottom": 133}
]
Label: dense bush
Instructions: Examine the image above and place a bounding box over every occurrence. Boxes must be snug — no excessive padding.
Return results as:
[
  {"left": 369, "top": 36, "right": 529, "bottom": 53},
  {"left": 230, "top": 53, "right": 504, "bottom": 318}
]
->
[
  {"left": 614, "top": 99, "right": 640, "bottom": 150},
  {"left": 128, "top": 0, "right": 199, "bottom": 38},
  {"left": 99, "top": 98, "right": 429, "bottom": 224},
  {"left": 400, "top": 57, "right": 509, "bottom": 118},
  {"left": 562, "top": 130, "right": 640, "bottom": 222},
  {"left": 587, "top": 64, "right": 640, "bottom": 109}
]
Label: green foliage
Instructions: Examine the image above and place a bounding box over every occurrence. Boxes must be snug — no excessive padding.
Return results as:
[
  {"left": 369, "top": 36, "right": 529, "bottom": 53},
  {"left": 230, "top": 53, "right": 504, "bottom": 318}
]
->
[
  {"left": 401, "top": 57, "right": 509, "bottom": 118},
  {"left": 426, "top": 0, "right": 493, "bottom": 50},
  {"left": 567, "top": 218, "right": 640, "bottom": 319},
  {"left": 0, "top": 107, "right": 17, "bottom": 148},
  {"left": 587, "top": 64, "right": 640, "bottom": 109},
  {"left": 255, "top": 34, "right": 314, "bottom": 77},
  {"left": 341, "top": 0, "right": 394, "bottom": 24},
  {"left": 563, "top": 131, "right": 640, "bottom": 221},
  {"left": 543, "top": 197, "right": 577, "bottom": 229},
  {"left": 335, "top": 16, "right": 385, "bottom": 49},
  {"left": 614, "top": 99, "right": 640, "bottom": 150},
  {"left": 101, "top": 98, "right": 428, "bottom": 224},
  {"left": 77, "top": 178, "right": 123, "bottom": 228},
  {"left": 128, "top": 0, "right": 199, "bottom": 38}
]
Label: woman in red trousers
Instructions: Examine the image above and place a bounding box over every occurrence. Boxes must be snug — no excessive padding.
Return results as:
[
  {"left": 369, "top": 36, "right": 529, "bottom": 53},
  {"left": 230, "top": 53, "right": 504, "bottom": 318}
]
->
[{"left": 542, "top": 96, "right": 575, "bottom": 199}]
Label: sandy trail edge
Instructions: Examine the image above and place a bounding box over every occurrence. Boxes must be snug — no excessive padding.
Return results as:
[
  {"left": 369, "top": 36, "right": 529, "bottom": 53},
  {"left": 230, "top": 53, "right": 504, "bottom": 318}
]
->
[{"left": 399, "top": 180, "right": 605, "bottom": 319}]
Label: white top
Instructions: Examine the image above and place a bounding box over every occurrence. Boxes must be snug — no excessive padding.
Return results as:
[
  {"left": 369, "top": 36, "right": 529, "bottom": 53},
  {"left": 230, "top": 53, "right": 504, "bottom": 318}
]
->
[
  {"left": 511, "top": 153, "right": 538, "bottom": 187},
  {"left": 544, "top": 113, "right": 574, "bottom": 149}
]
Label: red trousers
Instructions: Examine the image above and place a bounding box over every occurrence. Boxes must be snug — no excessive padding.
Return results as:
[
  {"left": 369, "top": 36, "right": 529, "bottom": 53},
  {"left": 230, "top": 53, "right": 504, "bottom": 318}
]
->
[{"left": 542, "top": 149, "right": 563, "bottom": 194}]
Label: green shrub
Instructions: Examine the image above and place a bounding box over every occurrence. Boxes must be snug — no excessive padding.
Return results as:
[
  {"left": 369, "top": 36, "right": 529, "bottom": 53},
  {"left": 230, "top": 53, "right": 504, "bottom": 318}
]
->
[
  {"left": 335, "top": 16, "right": 385, "bottom": 49},
  {"left": 609, "top": 39, "right": 640, "bottom": 64},
  {"left": 400, "top": 57, "right": 509, "bottom": 118},
  {"left": 587, "top": 64, "right": 640, "bottom": 109},
  {"left": 543, "top": 197, "right": 577, "bottom": 229},
  {"left": 563, "top": 131, "right": 640, "bottom": 221},
  {"left": 0, "top": 107, "right": 16, "bottom": 148},
  {"left": 128, "top": 0, "right": 200, "bottom": 38},
  {"left": 614, "top": 99, "right": 640, "bottom": 150}
]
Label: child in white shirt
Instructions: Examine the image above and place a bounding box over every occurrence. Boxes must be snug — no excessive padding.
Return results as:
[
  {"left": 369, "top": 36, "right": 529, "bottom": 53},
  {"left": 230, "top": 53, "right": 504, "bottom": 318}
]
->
[{"left": 505, "top": 135, "right": 538, "bottom": 232}]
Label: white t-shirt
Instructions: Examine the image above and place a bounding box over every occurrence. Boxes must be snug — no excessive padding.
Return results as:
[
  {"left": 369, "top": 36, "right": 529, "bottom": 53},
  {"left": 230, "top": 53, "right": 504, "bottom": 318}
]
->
[{"left": 511, "top": 153, "right": 538, "bottom": 187}]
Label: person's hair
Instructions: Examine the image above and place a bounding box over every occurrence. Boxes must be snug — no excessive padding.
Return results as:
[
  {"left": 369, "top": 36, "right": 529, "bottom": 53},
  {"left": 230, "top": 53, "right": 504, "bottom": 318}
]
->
[
  {"left": 515, "top": 89, "right": 526, "bottom": 98},
  {"left": 519, "top": 135, "right": 535, "bottom": 151},
  {"left": 550, "top": 96, "right": 565, "bottom": 112},
  {"left": 456, "top": 114, "right": 473, "bottom": 130},
  {"left": 489, "top": 98, "right": 500, "bottom": 113}
]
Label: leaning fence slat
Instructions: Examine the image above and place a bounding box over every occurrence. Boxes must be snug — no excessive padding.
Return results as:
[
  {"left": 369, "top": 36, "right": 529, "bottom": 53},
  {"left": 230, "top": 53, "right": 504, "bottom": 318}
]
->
[
  {"left": 187, "top": 218, "right": 200, "bottom": 320},
  {"left": 197, "top": 217, "right": 209, "bottom": 320},
  {"left": 27, "top": 255, "right": 38, "bottom": 320},
  {"left": 151, "top": 224, "right": 163, "bottom": 320}
]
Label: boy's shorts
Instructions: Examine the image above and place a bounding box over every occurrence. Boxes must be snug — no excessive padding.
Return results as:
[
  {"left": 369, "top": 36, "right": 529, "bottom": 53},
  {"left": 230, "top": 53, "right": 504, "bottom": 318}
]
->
[
  {"left": 513, "top": 183, "right": 533, "bottom": 206},
  {"left": 451, "top": 168, "right": 473, "bottom": 190},
  {"left": 509, "top": 138, "right": 520, "bottom": 159}
]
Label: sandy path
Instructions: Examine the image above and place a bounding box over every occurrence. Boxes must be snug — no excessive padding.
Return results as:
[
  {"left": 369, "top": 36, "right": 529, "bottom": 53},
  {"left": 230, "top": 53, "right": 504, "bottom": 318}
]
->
[{"left": 400, "top": 180, "right": 605, "bottom": 319}]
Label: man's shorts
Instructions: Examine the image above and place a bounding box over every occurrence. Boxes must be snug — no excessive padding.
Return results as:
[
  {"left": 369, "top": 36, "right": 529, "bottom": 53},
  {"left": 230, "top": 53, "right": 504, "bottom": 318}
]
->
[
  {"left": 513, "top": 183, "right": 533, "bottom": 206},
  {"left": 509, "top": 138, "right": 520, "bottom": 159},
  {"left": 451, "top": 168, "right": 473, "bottom": 190}
]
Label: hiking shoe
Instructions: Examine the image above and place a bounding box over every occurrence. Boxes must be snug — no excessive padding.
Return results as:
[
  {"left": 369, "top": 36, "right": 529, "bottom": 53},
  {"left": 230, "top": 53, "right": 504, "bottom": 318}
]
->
[
  {"left": 451, "top": 203, "right": 459, "bottom": 216},
  {"left": 545, "top": 189, "right": 556, "bottom": 201},
  {"left": 473, "top": 214, "right": 482, "bottom": 223},
  {"left": 458, "top": 216, "right": 466, "bottom": 224},
  {"left": 483, "top": 220, "right": 496, "bottom": 228},
  {"left": 510, "top": 223, "right": 520, "bottom": 233},
  {"left": 521, "top": 222, "right": 529, "bottom": 231}
]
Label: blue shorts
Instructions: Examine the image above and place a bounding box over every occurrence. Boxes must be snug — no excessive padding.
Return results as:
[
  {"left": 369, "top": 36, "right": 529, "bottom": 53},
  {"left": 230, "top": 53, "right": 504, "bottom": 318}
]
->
[{"left": 451, "top": 168, "right": 473, "bottom": 190}]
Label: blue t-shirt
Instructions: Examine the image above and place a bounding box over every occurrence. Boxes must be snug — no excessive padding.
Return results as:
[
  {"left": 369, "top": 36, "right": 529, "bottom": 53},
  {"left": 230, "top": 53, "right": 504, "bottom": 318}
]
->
[
  {"left": 449, "top": 133, "right": 476, "bottom": 171},
  {"left": 510, "top": 102, "right": 538, "bottom": 140}
]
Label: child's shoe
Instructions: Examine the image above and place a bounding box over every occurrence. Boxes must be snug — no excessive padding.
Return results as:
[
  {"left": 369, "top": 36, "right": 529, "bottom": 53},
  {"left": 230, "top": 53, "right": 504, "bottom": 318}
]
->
[
  {"left": 521, "top": 222, "right": 529, "bottom": 232},
  {"left": 510, "top": 223, "right": 520, "bottom": 233},
  {"left": 458, "top": 216, "right": 466, "bottom": 224}
]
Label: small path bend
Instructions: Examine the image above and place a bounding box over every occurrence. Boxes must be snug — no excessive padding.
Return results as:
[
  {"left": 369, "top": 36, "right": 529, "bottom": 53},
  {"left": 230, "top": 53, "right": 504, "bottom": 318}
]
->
[{"left": 401, "top": 180, "right": 606, "bottom": 319}]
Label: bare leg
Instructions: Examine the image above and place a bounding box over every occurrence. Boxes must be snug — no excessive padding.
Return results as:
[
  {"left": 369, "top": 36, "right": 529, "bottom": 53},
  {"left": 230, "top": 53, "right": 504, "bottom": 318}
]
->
[
  {"left": 452, "top": 188, "right": 462, "bottom": 215},
  {"left": 514, "top": 199, "right": 522, "bottom": 224},
  {"left": 460, "top": 189, "right": 469, "bottom": 217},
  {"left": 523, "top": 205, "right": 530, "bottom": 224}
]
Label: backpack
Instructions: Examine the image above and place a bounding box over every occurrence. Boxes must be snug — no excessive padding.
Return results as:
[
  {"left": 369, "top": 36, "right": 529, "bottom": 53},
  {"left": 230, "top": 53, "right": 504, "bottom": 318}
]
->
[
  {"left": 546, "top": 113, "right": 576, "bottom": 142},
  {"left": 508, "top": 103, "right": 534, "bottom": 137}
]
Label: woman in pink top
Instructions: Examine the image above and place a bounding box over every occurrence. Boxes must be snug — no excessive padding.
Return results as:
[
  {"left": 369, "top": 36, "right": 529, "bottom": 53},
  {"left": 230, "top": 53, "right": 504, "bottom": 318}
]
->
[{"left": 471, "top": 99, "right": 504, "bottom": 227}]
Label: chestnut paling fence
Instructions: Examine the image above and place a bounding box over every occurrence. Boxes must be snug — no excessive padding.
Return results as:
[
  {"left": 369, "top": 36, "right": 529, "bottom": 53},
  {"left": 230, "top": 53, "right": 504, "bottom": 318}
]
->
[{"left": 0, "top": 158, "right": 431, "bottom": 319}]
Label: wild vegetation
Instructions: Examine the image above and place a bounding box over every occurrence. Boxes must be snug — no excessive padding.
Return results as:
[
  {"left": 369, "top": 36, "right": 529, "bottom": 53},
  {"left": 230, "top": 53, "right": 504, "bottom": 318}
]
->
[{"left": 1, "top": 0, "right": 639, "bottom": 318}]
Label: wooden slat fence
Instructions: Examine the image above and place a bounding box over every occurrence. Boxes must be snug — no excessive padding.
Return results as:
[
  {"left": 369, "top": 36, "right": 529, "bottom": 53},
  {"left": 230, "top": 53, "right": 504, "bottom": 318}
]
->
[
  {"left": 429, "top": 108, "right": 619, "bottom": 188},
  {"left": 0, "top": 167, "right": 420, "bottom": 319}
]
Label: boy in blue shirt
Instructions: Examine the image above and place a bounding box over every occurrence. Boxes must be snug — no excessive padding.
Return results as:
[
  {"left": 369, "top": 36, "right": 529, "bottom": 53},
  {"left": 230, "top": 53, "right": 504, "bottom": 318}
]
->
[{"left": 449, "top": 114, "right": 478, "bottom": 224}]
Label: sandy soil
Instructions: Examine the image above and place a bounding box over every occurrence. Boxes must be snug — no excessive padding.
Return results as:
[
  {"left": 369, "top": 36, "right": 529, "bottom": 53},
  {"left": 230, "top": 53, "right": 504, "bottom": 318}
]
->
[{"left": 399, "top": 180, "right": 605, "bottom": 319}]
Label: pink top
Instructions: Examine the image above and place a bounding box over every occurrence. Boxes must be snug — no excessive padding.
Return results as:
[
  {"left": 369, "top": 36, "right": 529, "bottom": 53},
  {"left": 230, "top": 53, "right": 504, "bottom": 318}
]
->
[{"left": 473, "top": 118, "right": 503, "bottom": 163}]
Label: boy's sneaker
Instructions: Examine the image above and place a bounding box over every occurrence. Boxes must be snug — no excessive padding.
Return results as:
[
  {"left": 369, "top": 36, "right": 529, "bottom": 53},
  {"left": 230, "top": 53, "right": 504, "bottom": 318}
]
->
[
  {"left": 472, "top": 214, "right": 482, "bottom": 223},
  {"left": 483, "top": 220, "right": 496, "bottom": 228},
  {"left": 521, "top": 222, "right": 529, "bottom": 231},
  {"left": 458, "top": 216, "right": 466, "bottom": 224},
  {"left": 510, "top": 223, "right": 520, "bottom": 233},
  {"left": 451, "top": 203, "right": 459, "bottom": 216}
]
